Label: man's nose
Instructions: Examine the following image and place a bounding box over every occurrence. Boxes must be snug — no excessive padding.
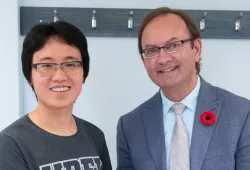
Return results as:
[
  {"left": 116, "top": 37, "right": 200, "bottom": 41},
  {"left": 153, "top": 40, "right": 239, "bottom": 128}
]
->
[{"left": 157, "top": 48, "right": 172, "bottom": 65}]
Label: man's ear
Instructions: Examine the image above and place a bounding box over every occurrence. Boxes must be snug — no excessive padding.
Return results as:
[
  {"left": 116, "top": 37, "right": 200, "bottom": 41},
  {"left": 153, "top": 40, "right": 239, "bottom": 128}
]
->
[{"left": 193, "top": 38, "right": 202, "bottom": 62}]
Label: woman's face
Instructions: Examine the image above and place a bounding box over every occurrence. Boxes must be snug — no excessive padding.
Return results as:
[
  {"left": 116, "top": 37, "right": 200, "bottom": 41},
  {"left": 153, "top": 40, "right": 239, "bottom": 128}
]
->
[{"left": 31, "top": 37, "right": 84, "bottom": 109}]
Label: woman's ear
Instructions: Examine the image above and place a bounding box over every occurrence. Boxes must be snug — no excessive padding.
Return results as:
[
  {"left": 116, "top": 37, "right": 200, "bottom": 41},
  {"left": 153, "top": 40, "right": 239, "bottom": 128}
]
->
[{"left": 29, "top": 78, "right": 33, "bottom": 86}]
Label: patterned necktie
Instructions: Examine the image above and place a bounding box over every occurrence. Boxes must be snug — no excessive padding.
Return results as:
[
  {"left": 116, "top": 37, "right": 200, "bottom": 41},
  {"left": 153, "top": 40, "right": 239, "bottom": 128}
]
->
[{"left": 170, "top": 102, "right": 190, "bottom": 170}]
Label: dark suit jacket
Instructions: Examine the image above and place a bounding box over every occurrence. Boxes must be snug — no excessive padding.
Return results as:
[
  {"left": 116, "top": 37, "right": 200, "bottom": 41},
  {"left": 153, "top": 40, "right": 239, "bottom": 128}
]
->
[{"left": 116, "top": 76, "right": 250, "bottom": 170}]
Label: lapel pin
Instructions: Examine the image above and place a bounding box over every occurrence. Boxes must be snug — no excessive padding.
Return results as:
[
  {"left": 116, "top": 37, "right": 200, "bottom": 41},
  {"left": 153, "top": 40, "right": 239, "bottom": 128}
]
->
[{"left": 200, "top": 111, "right": 216, "bottom": 126}]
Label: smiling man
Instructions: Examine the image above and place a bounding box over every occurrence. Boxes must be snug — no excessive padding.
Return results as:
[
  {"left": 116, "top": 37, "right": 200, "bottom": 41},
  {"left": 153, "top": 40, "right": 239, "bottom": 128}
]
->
[
  {"left": 0, "top": 21, "right": 112, "bottom": 170},
  {"left": 116, "top": 7, "right": 250, "bottom": 170}
]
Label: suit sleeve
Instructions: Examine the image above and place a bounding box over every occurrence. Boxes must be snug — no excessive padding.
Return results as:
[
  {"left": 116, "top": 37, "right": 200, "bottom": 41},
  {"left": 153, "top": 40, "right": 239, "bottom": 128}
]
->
[
  {"left": 235, "top": 109, "right": 250, "bottom": 170},
  {"left": 0, "top": 135, "right": 29, "bottom": 170},
  {"left": 116, "top": 117, "right": 134, "bottom": 170}
]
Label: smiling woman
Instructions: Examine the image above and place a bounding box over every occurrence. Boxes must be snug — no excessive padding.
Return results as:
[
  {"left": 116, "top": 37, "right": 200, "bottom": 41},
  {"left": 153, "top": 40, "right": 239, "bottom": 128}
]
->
[{"left": 0, "top": 21, "right": 112, "bottom": 170}]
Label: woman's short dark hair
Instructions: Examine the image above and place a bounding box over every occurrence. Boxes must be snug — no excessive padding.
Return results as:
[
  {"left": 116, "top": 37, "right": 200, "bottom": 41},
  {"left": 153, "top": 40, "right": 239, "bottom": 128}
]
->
[{"left": 21, "top": 20, "right": 90, "bottom": 85}]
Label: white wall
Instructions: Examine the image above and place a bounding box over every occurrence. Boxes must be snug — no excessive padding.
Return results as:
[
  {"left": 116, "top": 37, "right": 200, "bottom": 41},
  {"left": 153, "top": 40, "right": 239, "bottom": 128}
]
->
[
  {"left": 0, "top": 1, "right": 20, "bottom": 131},
  {"left": 6, "top": 0, "right": 250, "bottom": 169}
]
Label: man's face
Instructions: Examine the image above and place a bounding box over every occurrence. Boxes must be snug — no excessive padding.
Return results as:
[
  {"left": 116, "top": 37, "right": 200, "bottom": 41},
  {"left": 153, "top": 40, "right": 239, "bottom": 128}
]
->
[
  {"left": 141, "top": 14, "right": 201, "bottom": 91},
  {"left": 31, "top": 37, "right": 84, "bottom": 109}
]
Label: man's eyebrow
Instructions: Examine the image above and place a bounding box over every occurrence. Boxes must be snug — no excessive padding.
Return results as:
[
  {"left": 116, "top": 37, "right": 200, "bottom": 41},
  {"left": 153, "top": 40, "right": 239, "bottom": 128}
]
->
[
  {"left": 144, "top": 37, "right": 179, "bottom": 49},
  {"left": 166, "top": 37, "right": 179, "bottom": 43},
  {"left": 144, "top": 44, "right": 158, "bottom": 48}
]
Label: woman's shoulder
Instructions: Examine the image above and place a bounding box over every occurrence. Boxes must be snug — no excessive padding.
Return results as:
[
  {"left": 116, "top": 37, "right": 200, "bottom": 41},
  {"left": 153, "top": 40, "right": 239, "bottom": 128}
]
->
[
  {"left": 0, "top": 114, "right": 30, "bottom": 138},
  {"left": 74, "top": 115, "right": 105, "bottom": 139}
]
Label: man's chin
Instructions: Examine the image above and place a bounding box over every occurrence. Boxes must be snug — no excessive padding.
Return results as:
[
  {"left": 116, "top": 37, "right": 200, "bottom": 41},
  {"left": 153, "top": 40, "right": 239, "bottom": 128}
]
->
[{"left": 158, "top": 80, "right": 180, "bottom": 89}]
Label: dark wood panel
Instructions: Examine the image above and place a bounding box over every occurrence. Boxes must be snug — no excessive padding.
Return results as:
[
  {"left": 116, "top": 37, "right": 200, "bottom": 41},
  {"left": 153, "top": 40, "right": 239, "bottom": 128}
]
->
[{"left": 20, "top": 7, "right": 250, "bottom": 39}]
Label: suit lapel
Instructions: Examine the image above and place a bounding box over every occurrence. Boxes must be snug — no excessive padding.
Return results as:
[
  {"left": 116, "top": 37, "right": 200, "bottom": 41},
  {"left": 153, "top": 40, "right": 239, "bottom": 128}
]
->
[
  {"left": 142, "top": 92, "right": 166, "bottom": 170},
  {"left": 190, "top": 77, "right": 222, "bottom": 170},
  {"left": 141, "top": 77, "right": 221, "bottom": 170}
]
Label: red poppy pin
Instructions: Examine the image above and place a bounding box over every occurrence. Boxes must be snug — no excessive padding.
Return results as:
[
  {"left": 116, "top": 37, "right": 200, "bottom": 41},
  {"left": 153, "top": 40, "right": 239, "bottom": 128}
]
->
[{"left": 200, "top": 111, "right": 216, "bottom": 126}]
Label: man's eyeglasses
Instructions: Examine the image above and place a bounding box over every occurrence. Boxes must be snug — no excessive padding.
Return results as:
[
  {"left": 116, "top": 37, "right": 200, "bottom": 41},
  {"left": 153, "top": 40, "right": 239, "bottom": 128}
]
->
[
  {"left": 141, "top": 38, "right": 194, "bottom": 59},
  {"left": 31, "top": 61, "right": 83, "bottom": 77}
]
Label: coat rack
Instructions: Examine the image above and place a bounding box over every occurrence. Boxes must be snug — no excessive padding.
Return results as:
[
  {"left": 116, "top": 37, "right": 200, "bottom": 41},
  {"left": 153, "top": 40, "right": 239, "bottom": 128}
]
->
[{"left": 20, "top": 7, "right": 250, "bottom": 39}]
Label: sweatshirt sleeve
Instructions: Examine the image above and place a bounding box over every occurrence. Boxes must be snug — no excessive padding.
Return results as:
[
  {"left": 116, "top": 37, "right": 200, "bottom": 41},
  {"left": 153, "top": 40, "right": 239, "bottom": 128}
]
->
[{"left": 101, "top": 134, "right": 113, "bottom": 170}]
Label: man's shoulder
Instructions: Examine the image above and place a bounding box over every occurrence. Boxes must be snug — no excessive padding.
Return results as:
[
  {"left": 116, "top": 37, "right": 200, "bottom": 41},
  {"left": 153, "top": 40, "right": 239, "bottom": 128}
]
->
[
  {"left": 206, "top": 83, "right": 250, "bottom": 115},
  {"left": 212, "top": 85, "right": 250, "bottom": 106},
  {"left": 200, "top": 76, "right": 250, "bottom": 108}
]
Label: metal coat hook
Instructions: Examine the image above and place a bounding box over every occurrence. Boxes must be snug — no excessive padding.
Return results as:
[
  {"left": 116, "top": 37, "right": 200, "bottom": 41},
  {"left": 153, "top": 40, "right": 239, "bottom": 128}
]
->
[
  {"left": 128, "top": 11, "right": 133, "bottom": 29},
  {"left": 200, "top": 12, "right": 207, "bottom": 31},
  {"left": 235, "top": 12, "right": 243, "bottom": 31},
  {"left": 53, "top": 9, "right": 59, "bottom": 22},
  {"left": 92, "top": 10, "right": 97, "bottom": 29}
]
